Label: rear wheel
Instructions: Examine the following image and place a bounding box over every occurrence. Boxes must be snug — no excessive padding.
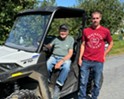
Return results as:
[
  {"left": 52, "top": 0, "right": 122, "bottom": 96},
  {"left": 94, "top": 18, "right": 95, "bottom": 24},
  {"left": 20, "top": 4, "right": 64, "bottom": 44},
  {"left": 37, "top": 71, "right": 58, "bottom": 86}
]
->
[{"left": 6, "top": 89, "right": 41, "bottom": 99}]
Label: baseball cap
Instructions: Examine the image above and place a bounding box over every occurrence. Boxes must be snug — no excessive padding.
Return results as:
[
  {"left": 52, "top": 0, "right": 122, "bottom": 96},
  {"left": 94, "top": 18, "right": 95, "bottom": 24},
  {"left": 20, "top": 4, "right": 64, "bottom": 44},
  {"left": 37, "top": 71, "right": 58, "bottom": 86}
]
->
[{"left": 59, "top": 24, "right": 69, "bottom": 30}]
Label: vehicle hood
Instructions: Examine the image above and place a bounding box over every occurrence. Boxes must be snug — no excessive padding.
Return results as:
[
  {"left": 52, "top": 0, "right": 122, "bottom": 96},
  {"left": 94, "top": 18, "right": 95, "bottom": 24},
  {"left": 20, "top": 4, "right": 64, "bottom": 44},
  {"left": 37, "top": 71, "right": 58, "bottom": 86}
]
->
[{"left": 0, "top": 46, "right": 40, "bottom": 67}]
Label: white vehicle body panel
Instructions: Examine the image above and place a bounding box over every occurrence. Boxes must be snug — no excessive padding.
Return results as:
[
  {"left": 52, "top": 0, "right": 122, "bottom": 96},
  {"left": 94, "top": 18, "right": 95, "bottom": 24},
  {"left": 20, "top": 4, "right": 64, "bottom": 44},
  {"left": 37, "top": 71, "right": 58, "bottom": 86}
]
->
[{"left": 0, "top": 46, "right": 40, "bottom": 67}]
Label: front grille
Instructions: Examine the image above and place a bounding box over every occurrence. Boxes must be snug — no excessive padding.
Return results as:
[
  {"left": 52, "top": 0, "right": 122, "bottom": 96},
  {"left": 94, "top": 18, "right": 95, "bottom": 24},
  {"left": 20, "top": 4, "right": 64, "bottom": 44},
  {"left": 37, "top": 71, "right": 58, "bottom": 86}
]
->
[
  {"left": 0, "top": 73, "right": 9, "bottom": 82},
  {"left": 0, "top": 66, "right": 9, "bottom": 74},
  {"left": 0, "top": 68, "right": 4, "bottom": 73}
]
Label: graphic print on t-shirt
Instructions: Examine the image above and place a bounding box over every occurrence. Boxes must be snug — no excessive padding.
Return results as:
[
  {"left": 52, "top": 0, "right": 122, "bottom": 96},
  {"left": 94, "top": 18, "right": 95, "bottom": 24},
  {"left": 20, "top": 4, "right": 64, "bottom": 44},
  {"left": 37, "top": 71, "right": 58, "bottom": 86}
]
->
[{"left": 87, "top": 33, "right": 102, "bottom": 49}]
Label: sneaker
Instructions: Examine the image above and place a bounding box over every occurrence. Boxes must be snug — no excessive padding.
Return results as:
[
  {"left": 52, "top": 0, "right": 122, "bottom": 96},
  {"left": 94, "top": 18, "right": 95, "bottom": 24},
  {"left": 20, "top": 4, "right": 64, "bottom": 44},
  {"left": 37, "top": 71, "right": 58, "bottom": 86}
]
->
[
  {"left": 53, "top": 85, "right": 60, "bottom": 99},
  {"left": 48, "top": 79, "right": 51, "bottom": 83}
]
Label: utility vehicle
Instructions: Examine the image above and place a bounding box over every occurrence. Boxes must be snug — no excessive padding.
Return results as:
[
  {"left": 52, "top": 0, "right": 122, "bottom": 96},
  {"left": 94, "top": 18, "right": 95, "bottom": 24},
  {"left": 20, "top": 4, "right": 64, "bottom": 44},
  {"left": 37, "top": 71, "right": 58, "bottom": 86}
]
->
[{"left": 0, "top": 6, "right": 97, "bottom": 99}]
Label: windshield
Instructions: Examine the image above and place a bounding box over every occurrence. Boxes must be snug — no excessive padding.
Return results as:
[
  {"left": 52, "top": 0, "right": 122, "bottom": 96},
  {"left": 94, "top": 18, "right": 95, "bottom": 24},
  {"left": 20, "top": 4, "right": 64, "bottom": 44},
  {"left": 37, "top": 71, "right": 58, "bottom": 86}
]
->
[{"left": 5, "top": 14, "right": 50, "bottom": 52}]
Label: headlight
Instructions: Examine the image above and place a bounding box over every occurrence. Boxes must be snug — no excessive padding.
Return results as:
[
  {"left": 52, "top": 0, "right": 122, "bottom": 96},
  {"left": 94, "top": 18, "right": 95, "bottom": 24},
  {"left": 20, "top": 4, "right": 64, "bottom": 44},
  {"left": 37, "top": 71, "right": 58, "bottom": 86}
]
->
[{"left": 0, "top": 63, "right": 22, "bottom": 73}]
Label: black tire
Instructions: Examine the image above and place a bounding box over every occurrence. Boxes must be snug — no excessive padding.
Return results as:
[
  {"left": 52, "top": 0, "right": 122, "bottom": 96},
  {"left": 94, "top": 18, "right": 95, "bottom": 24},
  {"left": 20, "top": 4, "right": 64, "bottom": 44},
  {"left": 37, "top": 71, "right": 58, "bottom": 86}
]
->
[{"left": 6, "top": 89, "right": 41, "bottom": 99}]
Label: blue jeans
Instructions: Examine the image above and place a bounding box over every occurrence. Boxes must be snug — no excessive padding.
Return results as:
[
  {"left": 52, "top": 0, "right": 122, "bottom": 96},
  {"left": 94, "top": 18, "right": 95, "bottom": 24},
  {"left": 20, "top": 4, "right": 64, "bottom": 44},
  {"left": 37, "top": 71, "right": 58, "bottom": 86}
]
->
[
  {"left": 47, "top": 55, "right": 71, "bottom": 86},
  {"left": 78, "top": 60, "right": 103, "bottom": 99}
]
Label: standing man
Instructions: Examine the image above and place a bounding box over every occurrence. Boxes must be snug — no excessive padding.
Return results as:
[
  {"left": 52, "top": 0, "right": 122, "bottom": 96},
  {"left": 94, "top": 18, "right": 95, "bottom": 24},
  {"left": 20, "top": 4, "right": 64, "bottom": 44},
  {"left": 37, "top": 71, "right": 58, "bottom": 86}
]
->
[
  {"left": 78, "top": 10, "right": 113, "bottom": 99},
  {"left": 46, "top": 24, "right": 74, "bottom": 99}
]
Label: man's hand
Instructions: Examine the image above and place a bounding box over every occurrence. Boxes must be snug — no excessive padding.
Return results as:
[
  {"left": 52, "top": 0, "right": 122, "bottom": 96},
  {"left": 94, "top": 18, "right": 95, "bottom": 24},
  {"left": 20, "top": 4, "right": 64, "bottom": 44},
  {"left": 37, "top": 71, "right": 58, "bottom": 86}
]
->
[
  {"left": 78, "top": 42, "right": 85, "bottom": 67},
  {"left": 103, "top": 53, "right": 106, "bottom": 62},
  {"left": 78, "top": 58, "right": 82, "bottom": 66},
  {"left": 104, "top": 41, "right": 113, "bottom": 62},
  {"left": 54, "top": 60, "right": 64, "bottom": 69}
]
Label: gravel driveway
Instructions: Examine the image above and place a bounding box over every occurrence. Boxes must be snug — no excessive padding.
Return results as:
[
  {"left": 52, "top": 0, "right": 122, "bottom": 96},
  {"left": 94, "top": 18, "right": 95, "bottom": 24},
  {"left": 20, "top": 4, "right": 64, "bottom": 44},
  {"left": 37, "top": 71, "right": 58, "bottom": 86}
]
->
[{"left": 99, "top": 54, "right": 124, "bottom": 99}]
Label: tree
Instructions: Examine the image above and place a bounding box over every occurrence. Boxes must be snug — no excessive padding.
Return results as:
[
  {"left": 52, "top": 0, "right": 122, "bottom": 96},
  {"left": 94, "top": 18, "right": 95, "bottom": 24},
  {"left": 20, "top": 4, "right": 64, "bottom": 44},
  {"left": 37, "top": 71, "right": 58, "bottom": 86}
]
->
[
  {"left": 38, "top": 0, "right": 82, "bottom": 37},
  {"left": 77, "top": 0, "right": 124, "bottom": 34},
  {"left": 0, "top": 0, "right": 37, "bottom": 44},
  {"left": 38, "top": 0, "right": 56, "bottom": 7}
]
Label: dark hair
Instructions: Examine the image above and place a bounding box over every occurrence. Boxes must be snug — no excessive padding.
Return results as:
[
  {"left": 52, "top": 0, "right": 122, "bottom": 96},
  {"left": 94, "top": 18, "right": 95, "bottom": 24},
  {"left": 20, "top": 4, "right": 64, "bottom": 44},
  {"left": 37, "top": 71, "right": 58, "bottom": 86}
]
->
[{"left": 91, "top": 10, "right": 102, "bottom": 17}]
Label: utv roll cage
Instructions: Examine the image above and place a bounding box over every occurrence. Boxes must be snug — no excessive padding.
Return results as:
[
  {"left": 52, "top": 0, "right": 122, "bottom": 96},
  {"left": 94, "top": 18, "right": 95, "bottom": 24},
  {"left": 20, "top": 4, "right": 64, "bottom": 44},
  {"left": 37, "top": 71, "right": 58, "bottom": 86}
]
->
[{"left": 16, "top": 6, "right": 86, "bottom": 52}]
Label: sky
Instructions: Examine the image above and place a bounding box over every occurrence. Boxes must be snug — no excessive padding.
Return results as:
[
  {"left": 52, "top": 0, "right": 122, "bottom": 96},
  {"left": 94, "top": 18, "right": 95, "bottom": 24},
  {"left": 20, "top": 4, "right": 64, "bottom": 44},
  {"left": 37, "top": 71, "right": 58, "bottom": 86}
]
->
[
  {"left": 120, "top": 0, "right": 124, "bottom": 2},
  {"left": 39, "top": 0, "right": 124, "bottom": 7},
  {"left": 56, "top": 0, "right": 124, "bottom": 7},
  {"left": 56, "top": 0, "right": 77, "bottom": 7}
]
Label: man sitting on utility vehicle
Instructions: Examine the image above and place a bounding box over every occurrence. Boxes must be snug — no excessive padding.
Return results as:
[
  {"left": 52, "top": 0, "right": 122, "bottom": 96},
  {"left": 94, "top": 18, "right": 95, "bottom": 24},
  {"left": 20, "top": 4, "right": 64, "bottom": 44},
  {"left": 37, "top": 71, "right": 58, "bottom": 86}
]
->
[{"left": 46, "top": 24, "right": 74, "bottom": 99}]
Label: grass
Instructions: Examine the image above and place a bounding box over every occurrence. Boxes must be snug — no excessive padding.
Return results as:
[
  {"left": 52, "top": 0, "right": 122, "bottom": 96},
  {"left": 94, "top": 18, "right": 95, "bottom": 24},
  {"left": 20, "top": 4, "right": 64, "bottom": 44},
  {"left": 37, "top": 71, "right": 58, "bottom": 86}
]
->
[
  {"left": 109, "top": 40, "right": 124, "bottom": 55},
  {"left": 108, "top": 34, "right": 124, "bottom": 56}
]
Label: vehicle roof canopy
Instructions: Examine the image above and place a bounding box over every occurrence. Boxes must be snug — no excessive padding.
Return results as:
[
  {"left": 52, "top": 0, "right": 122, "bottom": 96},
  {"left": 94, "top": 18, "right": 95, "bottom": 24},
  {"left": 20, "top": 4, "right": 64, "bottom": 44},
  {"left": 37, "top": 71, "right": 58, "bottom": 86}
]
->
[{"left": 17, "top": 6, "right": 86, "bottom": 18}]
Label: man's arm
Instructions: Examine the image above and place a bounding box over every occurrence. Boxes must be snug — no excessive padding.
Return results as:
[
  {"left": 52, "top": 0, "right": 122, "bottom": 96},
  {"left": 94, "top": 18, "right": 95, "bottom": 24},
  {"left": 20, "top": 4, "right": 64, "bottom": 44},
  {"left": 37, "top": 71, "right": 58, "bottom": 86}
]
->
[
  {"left": 44, "top": 44, "right": 52, "bottom": 49},
  {"left": 62, "top": 49, "right": 73, "bottom": 61},
  {"left": 104, "top": 40, "right": 113, "bottom": 60},
  {"left": 54, "top": 49, "right": 73, "bottom": 69},
  {"left": 43, "top": 37, "right": 56, "bottom": 50},
  {"left": 78, "top": 41, "right": 85, "bottom": 66}
]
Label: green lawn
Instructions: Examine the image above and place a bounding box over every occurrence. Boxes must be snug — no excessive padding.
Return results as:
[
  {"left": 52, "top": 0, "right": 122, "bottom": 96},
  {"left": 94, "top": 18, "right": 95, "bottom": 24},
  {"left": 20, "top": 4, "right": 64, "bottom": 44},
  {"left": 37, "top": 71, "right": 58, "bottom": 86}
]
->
[{"left": 109, "top": 34, "right": 124, "bottom": 55}]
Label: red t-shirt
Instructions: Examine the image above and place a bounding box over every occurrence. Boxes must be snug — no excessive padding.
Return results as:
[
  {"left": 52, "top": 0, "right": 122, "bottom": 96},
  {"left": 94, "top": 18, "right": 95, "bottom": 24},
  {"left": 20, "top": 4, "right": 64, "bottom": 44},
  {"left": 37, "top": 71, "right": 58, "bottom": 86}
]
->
[{"left": 82, "top": 26, "right": 112, "bottom": 62}]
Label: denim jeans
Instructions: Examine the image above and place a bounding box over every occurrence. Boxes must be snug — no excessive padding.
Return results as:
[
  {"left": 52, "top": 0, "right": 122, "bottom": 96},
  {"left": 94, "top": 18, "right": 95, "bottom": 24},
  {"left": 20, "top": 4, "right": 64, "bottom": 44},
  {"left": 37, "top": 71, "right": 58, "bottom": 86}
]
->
[
  {"left": 47, "top": 55, "right": 71, "bottom": 86},
  {"left": 78, "top": 59, "right": 103, "bottom": 99}
]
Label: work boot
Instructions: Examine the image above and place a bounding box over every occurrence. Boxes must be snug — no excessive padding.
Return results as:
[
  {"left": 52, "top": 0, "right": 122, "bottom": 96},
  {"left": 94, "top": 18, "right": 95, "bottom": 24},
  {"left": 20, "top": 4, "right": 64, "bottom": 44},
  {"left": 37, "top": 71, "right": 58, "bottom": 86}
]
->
[{"left": 53, "top": 84, "right": 61, "bottom": 99}]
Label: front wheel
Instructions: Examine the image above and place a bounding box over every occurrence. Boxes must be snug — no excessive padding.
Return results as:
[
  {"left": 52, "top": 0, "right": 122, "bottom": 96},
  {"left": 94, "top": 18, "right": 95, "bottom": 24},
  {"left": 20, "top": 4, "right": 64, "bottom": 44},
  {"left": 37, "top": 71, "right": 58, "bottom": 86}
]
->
[{"left": 6, "top": 89, "right": 41, "bottom": 99}]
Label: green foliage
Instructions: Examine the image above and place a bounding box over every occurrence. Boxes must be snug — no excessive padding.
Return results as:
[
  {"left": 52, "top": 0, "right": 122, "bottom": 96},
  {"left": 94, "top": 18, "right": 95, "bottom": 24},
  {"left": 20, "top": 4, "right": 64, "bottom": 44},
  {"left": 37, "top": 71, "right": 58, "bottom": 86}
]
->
[
  {"left": 40, "top": 0, "right": 124, "bottom": 38},
  {"left": 112, "top": 33, "right": 124, "bottom": 41},
  {"left": 0, "top": 0, "right": 37, "bottom": 44},
  {"left": 106, "top": 34, "right": 124, "bottom": 55},
  {"left": 38, "top": 0, "right": 56, "bottom": 7},
  {"left": 1, "top": 0, "right": 124, "bottom": 53},
  {"left": 77, "top": 0, "right": 124, "bottom": 34},
  {"left": 39, "top": 0, "right": 83, "bottom": 37},
  {"left": 109, "top": 40, "right": 124, "bottom": 55},
  {"left": 48, "top": 18, "right": 82, "bottom": 38}
]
